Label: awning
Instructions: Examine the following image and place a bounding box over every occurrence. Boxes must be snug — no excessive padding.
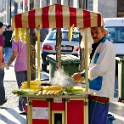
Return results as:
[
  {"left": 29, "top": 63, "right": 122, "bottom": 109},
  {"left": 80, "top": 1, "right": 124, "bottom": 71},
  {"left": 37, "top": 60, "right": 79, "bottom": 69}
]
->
[{"left": 12, "top": 4, "right": 104, "bottom": 28}]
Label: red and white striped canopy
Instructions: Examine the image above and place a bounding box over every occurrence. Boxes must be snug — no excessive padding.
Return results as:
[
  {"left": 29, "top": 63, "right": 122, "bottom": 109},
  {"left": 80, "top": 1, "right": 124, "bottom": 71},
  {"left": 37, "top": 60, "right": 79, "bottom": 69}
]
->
[{"left": 12, "top": 4, "right": 104, "bottom": 28}]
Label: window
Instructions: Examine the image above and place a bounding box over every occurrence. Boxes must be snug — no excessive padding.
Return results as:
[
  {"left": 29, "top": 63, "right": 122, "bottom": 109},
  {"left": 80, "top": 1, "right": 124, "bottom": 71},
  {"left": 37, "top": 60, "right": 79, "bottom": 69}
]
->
[
  {"left": 107, "top": 27, "right": 124, "bottom": 43},
  {"left": 117, "top": 0, "right": 124, "bottom": 17},
  {"left": 47, "top": 31, "right": 79, "bottom": 42}
]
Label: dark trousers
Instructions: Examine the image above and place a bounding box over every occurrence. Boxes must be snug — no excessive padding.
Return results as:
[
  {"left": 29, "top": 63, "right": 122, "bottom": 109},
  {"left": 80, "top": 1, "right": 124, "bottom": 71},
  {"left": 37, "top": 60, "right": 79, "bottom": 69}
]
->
[
  {"left": 15, "top": 71, "right": 27, "bottom": 88},
  {"left": 0, "top": 69, "right": 5, "bottom": 104},
  {"left": 89, "top": 95, "right": 109, "bottom": 124},
  {"left": 15, "top": 71, "right": 27, "bottom": 111}
]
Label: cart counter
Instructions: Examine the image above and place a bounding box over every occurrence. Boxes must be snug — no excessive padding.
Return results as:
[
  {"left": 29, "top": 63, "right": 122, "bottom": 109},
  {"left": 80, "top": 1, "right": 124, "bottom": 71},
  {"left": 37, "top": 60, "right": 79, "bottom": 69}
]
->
[{"left": 26, "top": 94, "right": 89, "bottom": 124}]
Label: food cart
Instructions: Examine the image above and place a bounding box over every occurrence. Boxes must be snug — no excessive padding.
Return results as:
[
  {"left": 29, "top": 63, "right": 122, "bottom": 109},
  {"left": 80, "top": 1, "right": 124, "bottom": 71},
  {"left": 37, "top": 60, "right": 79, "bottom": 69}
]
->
[{"left": 12, "top": 4, "right": 104, "bottom": 124}]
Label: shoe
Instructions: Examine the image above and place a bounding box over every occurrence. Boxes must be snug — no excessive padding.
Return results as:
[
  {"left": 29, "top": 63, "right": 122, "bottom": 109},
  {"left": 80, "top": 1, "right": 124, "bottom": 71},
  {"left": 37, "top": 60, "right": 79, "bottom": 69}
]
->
[
  {"left": 19, "top": 108, "right": 27, "bottom": 115},
  {"left": 20, "top": 111, "right": 27, "bottom": 115},
  {"left": 0, "top": 98, "right": 7, "bottom": 106}
]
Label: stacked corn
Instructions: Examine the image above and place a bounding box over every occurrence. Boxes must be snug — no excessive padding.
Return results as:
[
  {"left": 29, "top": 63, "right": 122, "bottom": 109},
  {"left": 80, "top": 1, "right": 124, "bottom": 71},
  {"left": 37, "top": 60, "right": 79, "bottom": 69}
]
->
[
  {"left": 21, "top": 80, "right": 41, "bottom": 91},
  {"left": 41, "top": 86, "right": 63, "bottom": 95}
]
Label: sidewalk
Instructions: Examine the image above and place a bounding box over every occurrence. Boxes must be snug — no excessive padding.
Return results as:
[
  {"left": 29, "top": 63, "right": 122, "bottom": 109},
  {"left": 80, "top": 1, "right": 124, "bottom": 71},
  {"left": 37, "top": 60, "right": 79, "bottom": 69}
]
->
[
  {"left": 1, "top": 100, "right": 124, "bottom": 124},
  {"left": 1, "top": 67, "right": 124, "bottom": 124},
  {"left": 0, "top": 107, "right": 26, "bottom": 124},
  {"left": 109, "top": 102, "right": 124, "bottom": 124}
]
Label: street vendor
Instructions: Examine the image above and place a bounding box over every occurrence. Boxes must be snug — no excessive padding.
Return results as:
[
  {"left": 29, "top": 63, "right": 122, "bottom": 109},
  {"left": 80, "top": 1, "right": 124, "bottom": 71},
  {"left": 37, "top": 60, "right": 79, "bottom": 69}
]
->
[{"left": 72, "top": 26, "right": 116, "bottom": 124}]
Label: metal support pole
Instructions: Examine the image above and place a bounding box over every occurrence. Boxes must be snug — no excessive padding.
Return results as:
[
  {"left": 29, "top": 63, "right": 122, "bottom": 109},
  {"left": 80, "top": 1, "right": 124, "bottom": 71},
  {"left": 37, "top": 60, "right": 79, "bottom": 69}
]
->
[
  {"left": 37, "top": 25, "right": 41, "bottom": 81},
  {"left": 28, "top": 0, "right": 30, "bottom": 11},
  {"left": 61, "top": 0, "right": 68, "bottom": 6},
  {"left": 27, "top": 97, "right": 32, "bottom": 124},
  {"left": 10, "top": 0, "right": 11, "bottom": 24},
  {"left": 50, "top": 0, "right": 57, "bottom": 5},
  {"left": 26, "top": 29, "right": 31, "bottom": 88}
]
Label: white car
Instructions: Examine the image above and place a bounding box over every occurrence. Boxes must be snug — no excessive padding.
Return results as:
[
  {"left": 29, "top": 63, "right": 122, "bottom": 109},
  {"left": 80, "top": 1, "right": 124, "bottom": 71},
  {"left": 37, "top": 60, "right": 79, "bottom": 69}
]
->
[
  {"left": 104, "top": 18, "right": 124, "bottom": 56},
  {"left": 41, "top": 29, "right": 80, "bottom": 71}
]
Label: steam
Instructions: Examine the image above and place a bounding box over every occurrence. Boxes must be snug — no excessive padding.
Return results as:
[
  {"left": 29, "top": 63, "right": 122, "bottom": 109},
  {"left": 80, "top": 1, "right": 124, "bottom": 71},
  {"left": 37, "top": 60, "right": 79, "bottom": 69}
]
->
[{"left": 50, "top": 69, "right": 74, "bottom": 87}]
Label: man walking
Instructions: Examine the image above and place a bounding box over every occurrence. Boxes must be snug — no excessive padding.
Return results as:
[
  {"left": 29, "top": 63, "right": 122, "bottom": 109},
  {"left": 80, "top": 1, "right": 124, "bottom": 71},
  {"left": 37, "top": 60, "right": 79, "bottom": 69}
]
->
[
  {"left": 0, "top": 22, "right": 7, "bottom": 105},
  {"left": 3, "top": 25, "right": 13, "bottom": 64}
]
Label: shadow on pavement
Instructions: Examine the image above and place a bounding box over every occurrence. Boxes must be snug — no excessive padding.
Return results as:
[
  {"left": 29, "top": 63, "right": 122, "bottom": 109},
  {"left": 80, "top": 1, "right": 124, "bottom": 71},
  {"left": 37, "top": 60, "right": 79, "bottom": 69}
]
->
[{"left": 0, "top": 108, "right": 26, "bottom": 124}]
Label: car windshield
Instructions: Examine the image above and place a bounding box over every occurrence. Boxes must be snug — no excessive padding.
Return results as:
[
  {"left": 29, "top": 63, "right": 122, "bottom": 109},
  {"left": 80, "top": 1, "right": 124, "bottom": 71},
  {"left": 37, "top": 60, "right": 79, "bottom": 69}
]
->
[
  {"left": 47, "top": 31, "right": 79, "bottom": 42},
  {"left": 107, "top": 27, "right": 124, "bottom": 43}
]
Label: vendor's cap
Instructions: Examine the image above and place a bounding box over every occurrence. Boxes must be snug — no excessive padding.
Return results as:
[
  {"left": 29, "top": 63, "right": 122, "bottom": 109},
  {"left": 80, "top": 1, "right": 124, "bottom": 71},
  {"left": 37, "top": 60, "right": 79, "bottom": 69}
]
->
[{"left": 0, "top": 22, "right": 3, "bottom": 28}]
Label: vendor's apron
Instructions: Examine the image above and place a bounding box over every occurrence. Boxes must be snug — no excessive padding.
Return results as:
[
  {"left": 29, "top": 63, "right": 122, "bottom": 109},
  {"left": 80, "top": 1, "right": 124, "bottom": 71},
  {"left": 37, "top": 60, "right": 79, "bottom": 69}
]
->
[{"left": 89, "top": 95, "right": 109, "bottom": 124}]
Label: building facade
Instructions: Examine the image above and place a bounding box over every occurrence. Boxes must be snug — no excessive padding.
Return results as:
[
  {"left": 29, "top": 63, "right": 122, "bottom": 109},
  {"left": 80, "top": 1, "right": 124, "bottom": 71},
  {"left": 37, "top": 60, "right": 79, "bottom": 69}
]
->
[
  {"left": 86, "top": 0, "right": 117, "bottom": 18},
  {"left": 0, "top": 0, "right": 19, "bottom": 24},
  {"left": 0, "top": 0, "right": 123, "bottom": 24}
]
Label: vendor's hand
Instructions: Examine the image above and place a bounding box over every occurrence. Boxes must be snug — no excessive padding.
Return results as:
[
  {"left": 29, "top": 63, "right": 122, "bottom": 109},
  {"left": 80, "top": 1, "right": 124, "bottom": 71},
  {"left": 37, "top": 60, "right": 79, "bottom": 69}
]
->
[{"left": 72, "top": 73, "right": 84, "bottom": 83}]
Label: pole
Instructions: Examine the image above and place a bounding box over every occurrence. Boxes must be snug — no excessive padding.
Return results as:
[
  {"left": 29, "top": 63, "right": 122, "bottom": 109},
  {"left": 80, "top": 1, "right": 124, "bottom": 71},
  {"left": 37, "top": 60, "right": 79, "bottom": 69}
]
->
[
  {"left": 79, "top": 34, "right": 85, "bottom": 71},
  {"left": 28, "top": 0, "right": 30, "bottom": 11},
  {"left": 23, "top": 0, "right": 28, "bottom": 12},
  {"left": 61, "top": 0, "right": 68, "bottom": 6},
  {"left": 56, "top": 0, "right": 62, "bottom": 70},
  {"left": 37, "top": 25, "right": 41, "bottom": 81},
  {"left": 68, "top": 0, "right": 70, "bottom": 6},
  {"left": 79, "top": 2, "right": 89, "bottom": 123},
  {"left": 78, "top": 0, "right": 83, "bottom": 8},
  {"left": 14, "top": 2, "right": 18, "bottom": 15},
  {"left": 85, "top": 31, "right": 89, "bottom": 93},
  {"left": 6, "top": 2, "right": 8, "bottom": 24},
  {"left": 79, "top": 0, "right": 85, "bottom": 72},
  {"left": 26, "top": 29, "right": 31, "bottom": 88},
  {"left": 84, "top": 29, "right": 89, "bottom": 124},
  {"left": 56, "top": 28, "right": 62, "bottom": 69},
  {"left": 28, "top": 0, "right": 37, "bottom": 80},
  {"left": 10, "top": 0, "right": 11, "bottom": 24}
]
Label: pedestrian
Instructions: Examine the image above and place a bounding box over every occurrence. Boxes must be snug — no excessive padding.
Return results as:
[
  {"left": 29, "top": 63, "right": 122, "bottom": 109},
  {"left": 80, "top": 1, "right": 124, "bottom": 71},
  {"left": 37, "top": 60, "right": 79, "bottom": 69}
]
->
[
  {"left": 7, "top": 36, "right": 27, "bottom": 112},
  {"left": 0, "top": 22, "right": 7, "bottom": 106},
  {"left": 40, "top": 28, "right": 48, "bottom": 47},
  {"left": 72, "top": 27, "right": 116, "bottom": 124},
  {"left": 40, "top": 28, "right": 48, "bottom": 71},
  {"left": 3, "top": 25, "right": 13, "bottom": 64}
]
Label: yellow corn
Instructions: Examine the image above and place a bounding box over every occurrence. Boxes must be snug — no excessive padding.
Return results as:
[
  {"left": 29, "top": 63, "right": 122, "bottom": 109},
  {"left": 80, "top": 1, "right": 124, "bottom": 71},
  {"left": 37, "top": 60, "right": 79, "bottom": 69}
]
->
[
  {"left": 20, "top": 28, "right": 26, "bottom": 42},
  {"left": 14, "top": 28, "right": 19, "bottom": 42},
  {"left": 21, "top": 84, "right": 40, "bottom": 88},
  {"left": 44, "top": 86, "right": 63, "bottom": 91},
  {"left": 22, "top": 80, "right": 40, "bottom": 85},
  {"left": 68, "top": 24, "right": 74, "bottom": 41}
]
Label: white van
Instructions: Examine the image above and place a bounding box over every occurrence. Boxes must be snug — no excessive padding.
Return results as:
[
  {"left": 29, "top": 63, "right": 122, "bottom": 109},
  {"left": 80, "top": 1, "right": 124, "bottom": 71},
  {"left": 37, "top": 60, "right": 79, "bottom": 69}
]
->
[{"left": 104, "top": 18, "right": 124, "bottom": 56}]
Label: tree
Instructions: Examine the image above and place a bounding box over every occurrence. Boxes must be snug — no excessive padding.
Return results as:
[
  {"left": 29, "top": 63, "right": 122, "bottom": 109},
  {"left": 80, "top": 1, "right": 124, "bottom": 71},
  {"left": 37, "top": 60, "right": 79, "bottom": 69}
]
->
[{"left": 28, "top": 0, "right": 37, "bottom": 80}]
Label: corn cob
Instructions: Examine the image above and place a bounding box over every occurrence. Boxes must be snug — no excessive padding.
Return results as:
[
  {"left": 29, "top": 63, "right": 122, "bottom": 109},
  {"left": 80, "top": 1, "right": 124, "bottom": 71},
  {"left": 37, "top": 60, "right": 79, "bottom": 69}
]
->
[
  {"left": 22, "top": 80, "right": 40, "bottom": 85},
  {"left": 68, "top": 24, "right": 74, "bottom": 41},
  {"left": 14, "top": 28, "right": 19, "bottom": 42},
  {"left": 21, "top": 80, "right": 41, "bottom": 91},
  {"left": 21, "top": 85, "right": 40, "bottom": 89},
  {"left": 42, "top": 89, "right": 62, "bottom": 95},
  {"left": 43, "top": 86, "right": 63, "bottom": 91},
  {"left": 12, "top": 89, "right": 37, "bottom": 95},
  {"left": 20, "top": 28, "right": 26, "bottom": 42}
]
